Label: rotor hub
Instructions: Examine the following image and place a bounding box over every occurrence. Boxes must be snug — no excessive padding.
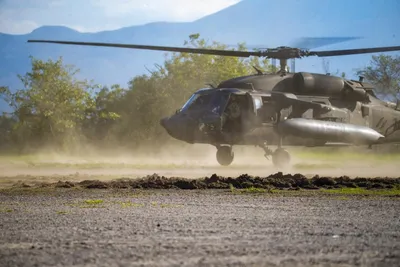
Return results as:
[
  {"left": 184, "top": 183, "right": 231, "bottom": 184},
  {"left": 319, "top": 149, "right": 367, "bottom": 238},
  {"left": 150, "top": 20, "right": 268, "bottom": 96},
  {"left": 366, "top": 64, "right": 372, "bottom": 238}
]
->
[{"left": 261, "top": 47, "right": 309, "bottom": 60}]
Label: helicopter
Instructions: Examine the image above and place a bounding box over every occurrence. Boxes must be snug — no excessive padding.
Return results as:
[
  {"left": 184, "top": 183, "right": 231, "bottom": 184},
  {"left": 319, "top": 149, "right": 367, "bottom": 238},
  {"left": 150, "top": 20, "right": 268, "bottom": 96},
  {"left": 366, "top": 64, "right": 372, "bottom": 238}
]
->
[{"left": 27, "top": 38, "right": 400, "bottom": 168}]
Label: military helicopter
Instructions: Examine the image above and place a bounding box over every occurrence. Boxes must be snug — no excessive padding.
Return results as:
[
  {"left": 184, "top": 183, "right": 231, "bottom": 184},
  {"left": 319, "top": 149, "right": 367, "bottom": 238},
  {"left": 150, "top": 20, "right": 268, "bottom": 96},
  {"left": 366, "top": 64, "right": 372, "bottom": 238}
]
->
[{"left": 27, "top": 38, "right": 400, "bottom": 168}]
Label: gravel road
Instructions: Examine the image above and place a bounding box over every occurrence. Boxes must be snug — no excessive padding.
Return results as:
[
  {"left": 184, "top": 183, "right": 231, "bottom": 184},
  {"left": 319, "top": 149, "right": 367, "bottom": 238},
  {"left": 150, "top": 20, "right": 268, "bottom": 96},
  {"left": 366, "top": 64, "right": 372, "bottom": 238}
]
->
[{"left": 1, "top": 189, "right": 399, "bottom": 267}]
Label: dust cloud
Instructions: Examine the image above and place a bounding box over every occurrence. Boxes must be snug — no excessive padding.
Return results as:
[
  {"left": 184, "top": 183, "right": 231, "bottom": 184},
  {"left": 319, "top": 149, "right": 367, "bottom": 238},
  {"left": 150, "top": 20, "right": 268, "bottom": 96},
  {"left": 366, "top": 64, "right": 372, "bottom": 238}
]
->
[{"left": 0, "top": 143, "right": 399, "bottom": 186}]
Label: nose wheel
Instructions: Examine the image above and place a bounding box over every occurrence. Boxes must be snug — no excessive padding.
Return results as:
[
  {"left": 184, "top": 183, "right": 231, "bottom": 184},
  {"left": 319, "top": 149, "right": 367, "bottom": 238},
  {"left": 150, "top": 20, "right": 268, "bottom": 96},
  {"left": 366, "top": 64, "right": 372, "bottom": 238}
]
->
[{"left": 216, "top": 146, "right": 234, "bottom": 166}]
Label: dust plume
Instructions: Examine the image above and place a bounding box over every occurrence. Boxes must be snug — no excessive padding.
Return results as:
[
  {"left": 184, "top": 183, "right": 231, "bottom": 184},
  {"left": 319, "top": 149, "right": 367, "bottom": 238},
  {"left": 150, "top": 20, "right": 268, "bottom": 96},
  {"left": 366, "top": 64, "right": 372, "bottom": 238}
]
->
[{"left": 0, "top": 142, "right": 398, "bottom": 183}]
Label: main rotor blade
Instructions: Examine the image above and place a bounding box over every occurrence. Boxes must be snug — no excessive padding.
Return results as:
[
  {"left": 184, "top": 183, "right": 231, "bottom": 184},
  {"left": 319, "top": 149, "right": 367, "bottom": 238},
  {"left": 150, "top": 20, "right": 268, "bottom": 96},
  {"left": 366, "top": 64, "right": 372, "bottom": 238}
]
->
[
  {"left": 27, "top": 40, "right": 261, "bottom": 57},
  {"left": 310, "top": 45, "right": 400, "bottom": 57},
  {"left": 290, "top": 37, "right": 362, "bottom": 50},
  {"left": 226, "top": 37, "right": 362, "bottom": 51}
]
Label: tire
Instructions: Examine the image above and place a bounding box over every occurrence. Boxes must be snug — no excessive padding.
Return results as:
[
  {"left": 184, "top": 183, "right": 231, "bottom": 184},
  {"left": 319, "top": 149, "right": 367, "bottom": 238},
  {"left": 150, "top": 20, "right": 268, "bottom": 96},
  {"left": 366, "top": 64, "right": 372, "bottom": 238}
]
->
[{"left": 216, "top": 146, "right": 234, "bottom": 166}]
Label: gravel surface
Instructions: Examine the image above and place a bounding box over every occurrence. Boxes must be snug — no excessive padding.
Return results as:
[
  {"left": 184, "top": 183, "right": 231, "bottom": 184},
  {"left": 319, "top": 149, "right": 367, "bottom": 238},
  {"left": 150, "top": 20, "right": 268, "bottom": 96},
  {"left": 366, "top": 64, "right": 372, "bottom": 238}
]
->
[{"left": 1, "top": 189, "right": 399, "bottom": 267}]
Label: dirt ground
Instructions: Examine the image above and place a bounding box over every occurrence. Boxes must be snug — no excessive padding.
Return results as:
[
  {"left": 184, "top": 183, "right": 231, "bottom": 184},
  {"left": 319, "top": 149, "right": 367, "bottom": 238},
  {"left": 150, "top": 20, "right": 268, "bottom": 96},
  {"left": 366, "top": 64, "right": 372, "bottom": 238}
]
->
[
  {"left": 1, "top": 189, "right": 399, "bottom": 267},
  {"left": 1, "top": 145, "right": 399, "bottom": 266}
]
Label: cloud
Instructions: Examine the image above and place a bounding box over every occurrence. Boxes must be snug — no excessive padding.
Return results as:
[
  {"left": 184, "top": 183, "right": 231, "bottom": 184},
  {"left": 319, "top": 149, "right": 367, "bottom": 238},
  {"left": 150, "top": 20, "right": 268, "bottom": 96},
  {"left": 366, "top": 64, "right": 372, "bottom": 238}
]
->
[
  {"left": 0, "top": 0, "right": 241, "bottom": 34},
  {"left": 91, "top": 0, "right": 240, "bottom": 20},
  {"left": 0, "top": 19, "right": 39, "bottom": 35}
]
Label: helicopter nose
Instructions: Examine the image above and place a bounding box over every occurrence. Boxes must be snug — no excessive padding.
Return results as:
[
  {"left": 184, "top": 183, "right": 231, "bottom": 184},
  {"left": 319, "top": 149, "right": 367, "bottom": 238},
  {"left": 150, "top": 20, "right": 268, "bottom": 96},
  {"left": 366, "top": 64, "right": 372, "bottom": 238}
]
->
[
  {"left": 160, "top": 117, "right": 168, "bottom": 129},
  {"left": 160, "top": 115, "right": 193, "bottom": 142},
  {"left": 160, "top": 117, "right": 174, "bottom": 136}
]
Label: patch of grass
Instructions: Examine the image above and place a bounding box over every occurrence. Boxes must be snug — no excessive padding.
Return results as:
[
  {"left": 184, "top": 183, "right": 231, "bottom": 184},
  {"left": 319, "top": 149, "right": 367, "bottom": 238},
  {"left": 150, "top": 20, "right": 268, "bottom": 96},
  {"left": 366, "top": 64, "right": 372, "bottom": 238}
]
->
[
  {"left": 269, "top": 187, "right": 400, "bottom": 197},
  {"left": 229, "top": 184, "right": 272, "bottom": 194},
  {"left": 56, "top": 211, "right": 69, "bottom": 214},
  {"left": 84, "top": 199, "right": 103, "bottom": 205},
  {"left": 118, "top": 201, "right": 145, "bottom": 208},
  {"left": 0, "top": 208, "right": 13, "bottom": 213},
  {"left": 321, "top": 187, "right": 400, "bottom": 196},
  {"left": 335, "top": 196, "right": 350, "bottom": 200},
  {"left": 65, "top": 199, "right": 106, "bottom": 209},
  {"left": 76, "top": 199, "right": 106, "bottom": 208}
]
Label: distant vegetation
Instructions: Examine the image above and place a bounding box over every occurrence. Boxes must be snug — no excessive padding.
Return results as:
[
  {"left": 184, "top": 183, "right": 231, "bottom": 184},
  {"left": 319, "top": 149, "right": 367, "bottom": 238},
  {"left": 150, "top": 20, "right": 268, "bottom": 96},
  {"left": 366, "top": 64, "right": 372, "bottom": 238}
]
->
[
  {"left": 356, "top": 54, "right": 400, "bottom": 102},
  {"left": 0, "top": 35, "right": 399, "bottom": 154}
]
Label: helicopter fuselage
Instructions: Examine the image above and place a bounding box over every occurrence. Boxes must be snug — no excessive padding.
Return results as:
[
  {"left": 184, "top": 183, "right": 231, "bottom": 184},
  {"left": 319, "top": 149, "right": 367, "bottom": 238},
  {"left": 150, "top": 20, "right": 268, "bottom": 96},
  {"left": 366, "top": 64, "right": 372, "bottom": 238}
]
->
[{"left": 160, "top": 72, "right": 400, "bottom": 148}]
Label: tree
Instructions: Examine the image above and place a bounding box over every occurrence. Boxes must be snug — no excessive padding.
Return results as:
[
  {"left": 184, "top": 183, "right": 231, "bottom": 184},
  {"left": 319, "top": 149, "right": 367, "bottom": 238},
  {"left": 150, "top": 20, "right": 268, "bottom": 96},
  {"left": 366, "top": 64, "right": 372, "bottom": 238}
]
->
[
  {"left": 83, "top": 84, "right": 124, "bottom": 144},
  {"left": 356, "top": 54, "right": 400, "bottom": 102},
  {"left": 0, "top": 56, "right": 119, "bottom": 152},
  {"left": 0, "top": 112, "right": 16, "bottom": 150}
]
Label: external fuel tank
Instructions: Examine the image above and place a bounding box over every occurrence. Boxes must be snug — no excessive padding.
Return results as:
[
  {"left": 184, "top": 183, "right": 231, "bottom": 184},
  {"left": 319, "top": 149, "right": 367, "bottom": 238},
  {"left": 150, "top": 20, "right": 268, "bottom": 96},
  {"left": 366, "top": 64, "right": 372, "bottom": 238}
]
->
[{"left": 277, "top": 118, "right": 384, "bottom": 145}]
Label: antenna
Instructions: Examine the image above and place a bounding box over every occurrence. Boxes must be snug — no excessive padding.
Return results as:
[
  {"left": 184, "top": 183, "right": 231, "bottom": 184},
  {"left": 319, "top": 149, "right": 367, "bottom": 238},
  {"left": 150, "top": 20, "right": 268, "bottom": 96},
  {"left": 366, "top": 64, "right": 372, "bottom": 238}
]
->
[
  {"left": 246, "top": 83, "right": 255, "bottom": 91},
  {"left": 206, "top": 83, "right": 215, "bottom": 88},
  {"left": 252, "top": 66, "right": 264, "bottom": 75},
  {"left": 322, "top": 58, "right": 330, "bottom": 75}
]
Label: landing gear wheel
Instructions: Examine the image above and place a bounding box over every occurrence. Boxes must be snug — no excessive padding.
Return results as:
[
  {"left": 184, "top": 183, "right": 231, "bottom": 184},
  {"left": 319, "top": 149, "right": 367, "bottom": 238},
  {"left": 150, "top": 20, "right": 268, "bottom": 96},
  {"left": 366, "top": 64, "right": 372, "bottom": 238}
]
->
[
  {"left": 216, "top": 146, "right": 234, "bottom": 166},
  {"left": 272, "top": 148, "right": 291, "bottom": 168}
]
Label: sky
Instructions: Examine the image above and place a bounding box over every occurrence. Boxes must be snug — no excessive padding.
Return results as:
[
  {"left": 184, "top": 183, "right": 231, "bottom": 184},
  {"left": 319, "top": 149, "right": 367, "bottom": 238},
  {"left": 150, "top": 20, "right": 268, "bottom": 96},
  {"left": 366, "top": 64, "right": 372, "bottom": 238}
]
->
[{"left": 0, "top": 0, "right": 241, "bottom": 34}]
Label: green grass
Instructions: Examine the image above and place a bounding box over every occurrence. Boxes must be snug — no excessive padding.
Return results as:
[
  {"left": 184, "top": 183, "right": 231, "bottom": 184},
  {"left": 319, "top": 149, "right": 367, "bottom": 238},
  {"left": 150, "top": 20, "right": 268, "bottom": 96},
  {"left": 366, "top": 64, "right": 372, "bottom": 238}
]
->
[
  {"left": 268, "top": 187, "right": 400, "bottom": 197},
  {"left": 64, "top": 199, "right": 106, "bottom": 208},
  {"left": 227, "top": 183, "right": 400, "bottom": 197},
  {"left": 229, "top": 184, "right": 272, "bottom": 194},
  {"left": 292, "top": 149, "right": 400, "bottom": 162},
  {"left": 0, "top": 208, "right": 13, "bottom": 213},
  {"left": 56, "top": 211, "right": 69, "bottom": 214},
  {"left": 320, "top": 187, "right": 400, "bottom": 196},
  {"left": 84, "top": 199, "right": 103, "bottom": 205}
]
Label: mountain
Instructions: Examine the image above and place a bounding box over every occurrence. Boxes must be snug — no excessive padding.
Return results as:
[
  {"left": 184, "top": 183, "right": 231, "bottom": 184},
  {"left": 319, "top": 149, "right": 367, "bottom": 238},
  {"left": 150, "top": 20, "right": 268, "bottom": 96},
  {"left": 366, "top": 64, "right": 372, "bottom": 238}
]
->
[{"left": 1, "top": 0, "right": 399, "bottom": 110}]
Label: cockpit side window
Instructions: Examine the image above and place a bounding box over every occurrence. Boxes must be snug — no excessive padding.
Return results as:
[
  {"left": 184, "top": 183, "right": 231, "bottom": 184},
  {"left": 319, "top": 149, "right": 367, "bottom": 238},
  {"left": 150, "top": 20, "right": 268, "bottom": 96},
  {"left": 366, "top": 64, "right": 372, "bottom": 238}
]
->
[
  {"left": 190, "top": 94, "right": 213, "bottom": 109},
  {"left": 181, "top": 93, "right": 213, "bottom": 112},
  {"left": 180, "top": 91, "right": 230, "bottom": 114},
  {"left": 210, "top": 91, "right": 230, "bottom": 115}
]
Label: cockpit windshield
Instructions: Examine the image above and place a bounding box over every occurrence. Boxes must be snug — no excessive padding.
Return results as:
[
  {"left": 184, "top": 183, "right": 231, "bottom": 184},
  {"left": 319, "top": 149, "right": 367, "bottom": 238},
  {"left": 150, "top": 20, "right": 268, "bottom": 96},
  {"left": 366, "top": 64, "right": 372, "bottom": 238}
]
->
[
  {"left": 180, "top": 90, "right": 230, "bottom": 115},
  {"left": 181, "top": 93, "right": 212, "bottom": 111}
]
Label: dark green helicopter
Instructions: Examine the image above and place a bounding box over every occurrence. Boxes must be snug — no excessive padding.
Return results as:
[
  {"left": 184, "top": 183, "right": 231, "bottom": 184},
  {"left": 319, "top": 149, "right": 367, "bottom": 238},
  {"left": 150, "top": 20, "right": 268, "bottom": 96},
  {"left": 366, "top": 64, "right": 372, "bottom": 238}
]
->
[{"left": 27, "top": 38, "right": 400, "bottom": 168}]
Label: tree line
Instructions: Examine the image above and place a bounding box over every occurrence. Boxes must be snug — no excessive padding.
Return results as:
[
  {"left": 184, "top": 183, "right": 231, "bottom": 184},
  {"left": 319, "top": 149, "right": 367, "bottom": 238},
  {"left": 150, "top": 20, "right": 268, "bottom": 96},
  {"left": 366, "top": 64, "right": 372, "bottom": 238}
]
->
[{"left": 0, "top": 34, "right": 399, "bottom": 154}]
